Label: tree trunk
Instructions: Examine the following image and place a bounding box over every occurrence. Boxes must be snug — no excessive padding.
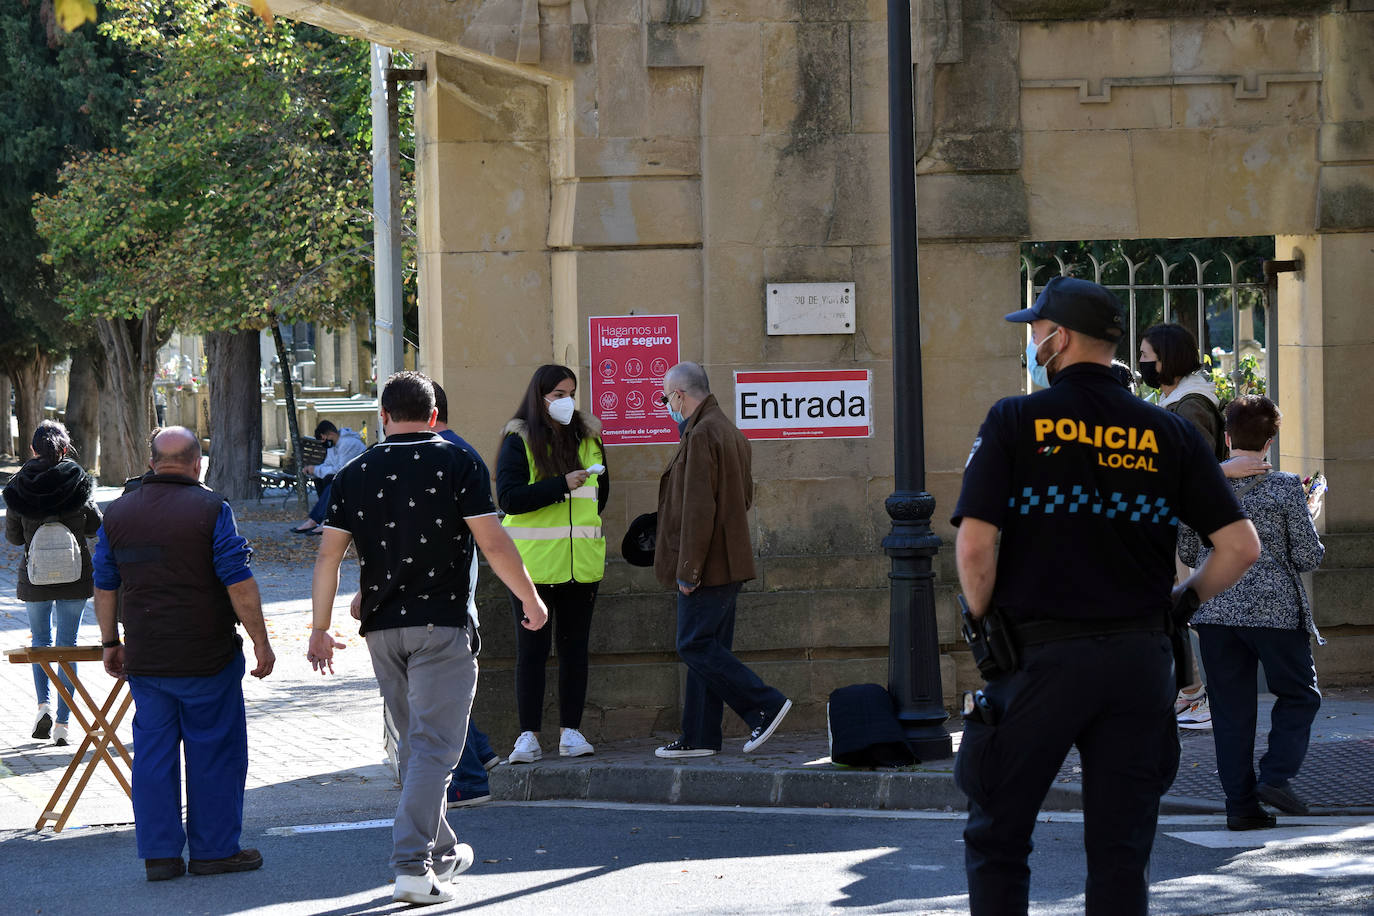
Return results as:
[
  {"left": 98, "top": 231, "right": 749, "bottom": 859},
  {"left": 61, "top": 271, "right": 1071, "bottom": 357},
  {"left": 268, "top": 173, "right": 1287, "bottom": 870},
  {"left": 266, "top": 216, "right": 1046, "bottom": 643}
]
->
[
  {"left": 8, "top": 350, "right": 53, "bottom": 459},
  {"left": 65, "top": 346, "right": 101, "bottom": 468},
  {"left": 94, "top": 315, "right": 163, "bottom": 485},
  {"left": 271, "top": 320, "right": 310, "bottom": 511},
  {"left": 204, "top": 329, "right": 263, "bottom": 500},
  {"left": 0, "top": 374, "right": 12, "bottom": 456}
]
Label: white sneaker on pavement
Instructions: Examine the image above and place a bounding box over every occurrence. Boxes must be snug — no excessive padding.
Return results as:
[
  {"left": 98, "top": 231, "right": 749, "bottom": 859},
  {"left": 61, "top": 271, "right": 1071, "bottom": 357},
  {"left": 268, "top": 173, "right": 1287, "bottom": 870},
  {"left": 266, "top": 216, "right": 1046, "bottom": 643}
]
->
[
  {"left": 509, "top": 730, "right": 542, "bottom": 764},
  {"left": 1177, "top": 694, "right": 1212, "bottom": 730},
  {"left": 393, "top": 871, "right": 455, "bottom": 905},
  {"left": 559, "top": 727, "right": 594, "bottom": 757},
  {"left": 435, "top": 844, "right": 475, "bottom": 882},
  {"left": 1174, "top": 686, "right": 1204, "bottom": 715}
]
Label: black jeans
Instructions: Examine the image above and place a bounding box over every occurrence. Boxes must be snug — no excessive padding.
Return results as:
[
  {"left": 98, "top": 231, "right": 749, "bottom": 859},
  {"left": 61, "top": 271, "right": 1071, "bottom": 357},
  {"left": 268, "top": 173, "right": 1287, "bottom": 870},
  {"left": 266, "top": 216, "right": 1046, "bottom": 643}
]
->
[
  {"left": 955, "top": 631, "right": 1178, "bottom": 916},
  {"left": 1195, "top": 624, "right": 1320, "bottom": 815},
  {"left": 509, "top": 581, "right": 598, "bottom": 732},
  {"left": 676, "top": 582, "right": 786, "bottom": 749}
]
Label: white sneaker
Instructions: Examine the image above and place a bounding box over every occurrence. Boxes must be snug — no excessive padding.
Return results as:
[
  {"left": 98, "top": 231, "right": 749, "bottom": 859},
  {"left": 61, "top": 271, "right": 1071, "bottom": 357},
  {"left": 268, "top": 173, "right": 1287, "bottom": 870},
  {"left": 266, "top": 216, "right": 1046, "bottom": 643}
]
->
[
  {"left": 1174, "top": 686, "right": 1205, "bottom": 715},
  {"left": 1177, "top": 695, "right": 1212, "bottom": 730},
  {"left": 53, "top": 723, "right": 70, "bottom": 747},
  {"left": 32, "top": 705, "right": 52, "bottom": 740},
  {"left": 392, "top": 871, "right": 455, "bottom": 905},
  {"left": 508, "top": 731, "right": 542, "bottom": 764},
  {"left": 559, "top": 727, "right": 594, "bottom": 757},
  {"left": 435, "top": 843, "right": 474, "bottom": 882}
]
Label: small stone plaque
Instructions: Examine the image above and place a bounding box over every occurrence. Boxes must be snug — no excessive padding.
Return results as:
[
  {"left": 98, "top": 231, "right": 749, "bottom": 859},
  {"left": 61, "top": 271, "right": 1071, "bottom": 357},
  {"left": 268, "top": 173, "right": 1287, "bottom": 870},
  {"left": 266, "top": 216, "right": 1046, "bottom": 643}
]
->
[{"left": 766, "top": 282, "right": 855, "bottom": 335}]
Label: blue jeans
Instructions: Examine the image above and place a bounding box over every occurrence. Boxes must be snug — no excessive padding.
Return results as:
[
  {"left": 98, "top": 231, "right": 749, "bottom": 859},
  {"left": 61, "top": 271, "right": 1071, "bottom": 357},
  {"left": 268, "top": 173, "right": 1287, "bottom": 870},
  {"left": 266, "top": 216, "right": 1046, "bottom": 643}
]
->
[
  {"left": 675, "top": 582, "right": 786, "bottom": 749},
  {"left": 449, "top": 719, "right": 494, "bottom": 795},
  {"left": 27, "top": 598, "right": 88, "bottom": 725},
  {"left": 308, "top": 479, "right": 333, "bottom": 524},
  {"left": 126, "top": 653, "right": 248, "bottom": 861},
  {"left": 1195, "top": 624, "right": 1321, "bottom": 816}
]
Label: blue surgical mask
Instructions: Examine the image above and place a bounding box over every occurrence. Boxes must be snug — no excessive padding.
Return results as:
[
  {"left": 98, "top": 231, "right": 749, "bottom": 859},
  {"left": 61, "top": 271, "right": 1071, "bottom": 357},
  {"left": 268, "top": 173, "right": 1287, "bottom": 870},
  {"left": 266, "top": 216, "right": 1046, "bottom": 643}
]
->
[
  {"left": 668, "top": 406, "right": 686, "bottom": 424},
  {"left": 1025, "top": 328, "right": 1061, "bottom": 388}
]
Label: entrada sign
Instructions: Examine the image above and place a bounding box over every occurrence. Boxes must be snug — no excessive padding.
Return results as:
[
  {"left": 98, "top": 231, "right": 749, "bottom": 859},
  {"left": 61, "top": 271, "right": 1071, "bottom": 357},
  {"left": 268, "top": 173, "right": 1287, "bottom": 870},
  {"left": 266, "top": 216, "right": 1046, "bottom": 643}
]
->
[{"left": 733, "top": 369, "right": 873, "bottom": 440}]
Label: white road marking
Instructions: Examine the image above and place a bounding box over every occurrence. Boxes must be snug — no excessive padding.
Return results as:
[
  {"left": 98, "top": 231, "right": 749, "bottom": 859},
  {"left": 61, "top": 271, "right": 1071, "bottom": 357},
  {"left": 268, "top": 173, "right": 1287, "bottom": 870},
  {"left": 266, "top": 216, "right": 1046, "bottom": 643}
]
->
[
  {"left": 265, "top": 817, "right": 394, "bottom": 835},
  {"left": 1165, "top": 822, "right": 1374, "bottom": 849}
]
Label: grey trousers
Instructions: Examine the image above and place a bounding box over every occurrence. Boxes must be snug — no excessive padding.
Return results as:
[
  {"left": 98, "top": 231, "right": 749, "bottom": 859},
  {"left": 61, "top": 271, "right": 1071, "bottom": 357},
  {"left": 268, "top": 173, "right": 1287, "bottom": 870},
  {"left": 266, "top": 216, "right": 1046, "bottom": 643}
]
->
[{"left": 366, "top": 623, "right": 477, "bottom": 877}]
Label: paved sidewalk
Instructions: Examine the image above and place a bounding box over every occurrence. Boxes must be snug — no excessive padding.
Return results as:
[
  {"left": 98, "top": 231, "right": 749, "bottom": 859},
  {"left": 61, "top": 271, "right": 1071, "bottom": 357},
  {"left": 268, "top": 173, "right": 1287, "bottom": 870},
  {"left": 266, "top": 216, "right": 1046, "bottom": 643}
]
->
[{"left": 3, "top": 490, "right": 1373, "bottom": 834}]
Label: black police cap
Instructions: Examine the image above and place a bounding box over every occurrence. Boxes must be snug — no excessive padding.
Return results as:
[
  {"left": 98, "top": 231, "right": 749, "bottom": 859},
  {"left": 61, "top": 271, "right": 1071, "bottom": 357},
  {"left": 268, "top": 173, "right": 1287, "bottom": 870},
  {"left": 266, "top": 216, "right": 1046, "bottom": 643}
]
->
[{"left": 1004, "top": 276, "right": 1125, "bottom": 342}]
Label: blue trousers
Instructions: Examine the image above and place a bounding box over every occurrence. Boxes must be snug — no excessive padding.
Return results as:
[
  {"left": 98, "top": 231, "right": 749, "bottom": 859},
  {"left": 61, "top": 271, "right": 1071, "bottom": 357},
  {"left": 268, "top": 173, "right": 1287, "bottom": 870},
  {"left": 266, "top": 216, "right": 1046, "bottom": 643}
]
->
[
  {"left": 126, "top": 654, "right": 248, "bottom": 861},
  {"left": 27, "top": 598, "right": 88, "bottom": 724},
  {"left": 955, "top": 632, "right": 1179, "bottom": 916},
  {"left": 675, "top": 582, "right": 786, "bottom": 749},
  {"left": 307, "top": 479, "right": 333, "bottom": 524},
  {"left": 1195, "top": 624, "right": 1321, "bottom": 816},
  {"left": 449, "top": 719, "right": 494, "bottom": 795}
]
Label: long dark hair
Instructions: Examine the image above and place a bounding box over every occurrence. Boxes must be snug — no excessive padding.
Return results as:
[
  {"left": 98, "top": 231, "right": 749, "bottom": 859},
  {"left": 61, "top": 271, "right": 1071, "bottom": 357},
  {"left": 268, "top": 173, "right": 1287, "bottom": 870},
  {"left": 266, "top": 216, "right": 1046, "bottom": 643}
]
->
[
  {"left": 507, "top": 365, "right": 592, "bottom": 480},
  {"left": 31, "top": 420, "right": 73, "bottom": 469}
]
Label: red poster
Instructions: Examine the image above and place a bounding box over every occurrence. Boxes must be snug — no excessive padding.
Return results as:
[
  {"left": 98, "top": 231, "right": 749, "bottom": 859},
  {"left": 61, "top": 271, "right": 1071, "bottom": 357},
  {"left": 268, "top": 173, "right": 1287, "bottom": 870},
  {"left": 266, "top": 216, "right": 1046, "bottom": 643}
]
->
[{"left": 588, "top": 315, "right": 680, "bottom": 446}]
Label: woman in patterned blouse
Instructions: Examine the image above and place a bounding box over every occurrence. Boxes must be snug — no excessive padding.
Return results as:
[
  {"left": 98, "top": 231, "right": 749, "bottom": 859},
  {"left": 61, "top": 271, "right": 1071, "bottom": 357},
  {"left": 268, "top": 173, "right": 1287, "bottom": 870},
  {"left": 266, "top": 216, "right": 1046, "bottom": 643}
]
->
[{"left": 1177, "top": 395, "right": 1325, "bottom": 829}]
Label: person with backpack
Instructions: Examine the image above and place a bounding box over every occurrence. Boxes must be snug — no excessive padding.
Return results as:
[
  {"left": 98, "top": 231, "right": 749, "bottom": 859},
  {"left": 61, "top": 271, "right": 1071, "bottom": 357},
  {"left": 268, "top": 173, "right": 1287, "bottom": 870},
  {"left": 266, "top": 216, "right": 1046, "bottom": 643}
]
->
[
  {"left": 1139, "top": 322, "right": 1270, "bottom": 729},
  {"left": 3, "top": 420, "right": 102, "bottom": 746}
]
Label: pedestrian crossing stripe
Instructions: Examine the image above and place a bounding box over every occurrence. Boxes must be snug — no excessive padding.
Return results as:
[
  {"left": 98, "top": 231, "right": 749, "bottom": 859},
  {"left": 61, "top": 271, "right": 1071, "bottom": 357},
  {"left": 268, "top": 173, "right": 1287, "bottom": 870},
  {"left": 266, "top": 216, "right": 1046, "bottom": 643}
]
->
[{"left": 266, "top": 818, "right": 394, "bottom": 835}]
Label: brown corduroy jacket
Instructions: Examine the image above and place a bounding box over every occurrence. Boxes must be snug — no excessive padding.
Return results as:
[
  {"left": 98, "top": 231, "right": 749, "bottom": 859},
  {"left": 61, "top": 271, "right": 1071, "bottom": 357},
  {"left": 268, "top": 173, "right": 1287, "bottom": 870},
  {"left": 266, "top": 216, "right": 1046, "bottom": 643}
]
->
[{"left": 654, "top": 394, "right": 756, "bottom": 589}]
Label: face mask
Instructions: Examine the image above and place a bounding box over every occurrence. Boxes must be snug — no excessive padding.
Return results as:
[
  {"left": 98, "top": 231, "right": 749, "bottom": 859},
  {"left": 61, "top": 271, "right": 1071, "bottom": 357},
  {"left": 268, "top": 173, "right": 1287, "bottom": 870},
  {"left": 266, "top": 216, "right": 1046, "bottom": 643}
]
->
[
  {"left": 665, "top": 391, "right": 686, "bottom": 424},
  {"left": 1025, "top": 328, "right": 1061, "bottom": 388},
  {"left": 547, "top": 396, "right": 575, "bottom": 426},
  {"left": 1137, "top": 360, "right": 1162, "bottom": 390}
]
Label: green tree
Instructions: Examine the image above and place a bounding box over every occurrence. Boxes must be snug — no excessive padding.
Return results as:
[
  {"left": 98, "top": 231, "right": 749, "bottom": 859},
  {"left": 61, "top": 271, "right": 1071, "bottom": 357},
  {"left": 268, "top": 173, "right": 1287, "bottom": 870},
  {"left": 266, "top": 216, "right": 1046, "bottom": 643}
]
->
[
  {"left": 0, "top": 0, "right": 134, "bottom": 458},
  {"left": 36, "top": 0, "right": 374, "bottom": 494}
]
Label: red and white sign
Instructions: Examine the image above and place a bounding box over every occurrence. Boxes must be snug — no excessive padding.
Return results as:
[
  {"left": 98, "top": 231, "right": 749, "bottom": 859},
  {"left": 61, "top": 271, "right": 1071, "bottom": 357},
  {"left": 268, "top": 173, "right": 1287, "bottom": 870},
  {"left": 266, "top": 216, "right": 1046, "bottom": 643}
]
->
[
  {"left": 589, "top": 315, "right": 680, "bottom": 446},
  {"left": 733, "top": 369, "right": 873, "bottom": 440}
]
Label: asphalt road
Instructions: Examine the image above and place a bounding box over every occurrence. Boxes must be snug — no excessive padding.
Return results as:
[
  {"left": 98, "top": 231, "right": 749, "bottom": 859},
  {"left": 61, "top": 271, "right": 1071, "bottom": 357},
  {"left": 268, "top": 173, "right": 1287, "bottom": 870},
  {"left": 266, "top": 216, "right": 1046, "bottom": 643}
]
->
[{"left": 4, "top": 800, "right": 1372, "bottom": 915}]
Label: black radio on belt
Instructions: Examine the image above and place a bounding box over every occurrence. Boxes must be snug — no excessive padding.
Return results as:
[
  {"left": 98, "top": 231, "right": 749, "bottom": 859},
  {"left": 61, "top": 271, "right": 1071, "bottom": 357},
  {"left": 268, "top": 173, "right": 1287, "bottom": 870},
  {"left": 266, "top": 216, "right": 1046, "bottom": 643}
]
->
[{"left": 958, "top": 594, "right": 1020, "bottom": 681}]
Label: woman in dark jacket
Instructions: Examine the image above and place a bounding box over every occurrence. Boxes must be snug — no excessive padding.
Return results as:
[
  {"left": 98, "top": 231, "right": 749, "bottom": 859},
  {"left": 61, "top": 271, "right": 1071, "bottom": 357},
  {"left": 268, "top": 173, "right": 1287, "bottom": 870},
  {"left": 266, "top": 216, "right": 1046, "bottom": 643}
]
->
[
  {"left": 3, "top": 420, "right": 102, "bottom": 746},
  {"left": 496, "top": 365, "right": 609, "bottom": 764}
]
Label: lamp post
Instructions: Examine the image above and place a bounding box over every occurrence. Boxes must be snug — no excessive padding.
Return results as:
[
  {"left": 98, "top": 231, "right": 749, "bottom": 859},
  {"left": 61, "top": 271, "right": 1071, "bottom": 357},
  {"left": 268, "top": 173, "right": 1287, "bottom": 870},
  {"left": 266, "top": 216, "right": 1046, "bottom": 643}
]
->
[{"left": 883, "top": 0, "right": 952, "bottom": 759}]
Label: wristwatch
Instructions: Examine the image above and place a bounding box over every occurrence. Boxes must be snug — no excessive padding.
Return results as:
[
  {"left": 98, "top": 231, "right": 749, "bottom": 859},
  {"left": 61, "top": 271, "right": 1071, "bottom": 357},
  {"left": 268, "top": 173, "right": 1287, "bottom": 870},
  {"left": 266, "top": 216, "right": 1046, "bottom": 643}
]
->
[{"left": 102, "top": 638, "right": 121, "bottom": 649}]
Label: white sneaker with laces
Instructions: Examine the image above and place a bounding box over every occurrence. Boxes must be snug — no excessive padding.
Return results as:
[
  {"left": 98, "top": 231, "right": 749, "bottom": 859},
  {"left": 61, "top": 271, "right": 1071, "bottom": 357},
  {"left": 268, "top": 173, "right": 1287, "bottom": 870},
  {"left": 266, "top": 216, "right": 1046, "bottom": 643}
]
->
[
  {"left": 559, "top": 727, "right": 594, "bottom": 757},
  {"left": 1177, "top": 695, "right": 1212, "bottom": 729},
  {"left": 435, "top": 843, "right": 475, "bottom": 882},
  {"left": 393, "top": 871, "right": 455, "bottom": 905},
  {"left": 508, "top": 730, "right": 542, "bottom": 764}
]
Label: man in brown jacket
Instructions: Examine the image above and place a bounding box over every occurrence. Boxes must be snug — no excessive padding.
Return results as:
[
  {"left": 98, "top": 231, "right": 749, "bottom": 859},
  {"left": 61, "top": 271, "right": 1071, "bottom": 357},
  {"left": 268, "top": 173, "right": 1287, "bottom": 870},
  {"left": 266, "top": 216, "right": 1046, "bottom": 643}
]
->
[{"left": 653, "top": 362, "right": 791, "bottom": 758}]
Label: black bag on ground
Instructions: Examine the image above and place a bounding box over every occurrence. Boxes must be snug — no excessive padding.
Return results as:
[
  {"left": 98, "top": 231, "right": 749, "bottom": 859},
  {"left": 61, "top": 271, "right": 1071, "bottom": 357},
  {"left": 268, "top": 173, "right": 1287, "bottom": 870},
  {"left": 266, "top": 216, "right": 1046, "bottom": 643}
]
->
[{"left": 827, "top": 683, "right": 918, "bottom": 767}]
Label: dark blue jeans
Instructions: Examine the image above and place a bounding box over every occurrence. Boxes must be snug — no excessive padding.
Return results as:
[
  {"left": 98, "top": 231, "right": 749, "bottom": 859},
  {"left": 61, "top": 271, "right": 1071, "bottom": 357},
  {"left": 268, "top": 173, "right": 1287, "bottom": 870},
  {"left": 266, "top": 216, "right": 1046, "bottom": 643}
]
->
[
  {"left": 955, "top": 632, "right": 1178, "bottom": 916},
  {"left": 1195, "top": 624, "right": 1320, "bottom": 815},
  {"left": 307, "top": 479, "right": 333, "bottom": 524},
  {"left": 126, "top": 653, "right": 248, "bottom": 861},
  {"left": 449, "top": 719, "right": 495, "bottom": 795},
  {"left": 675, "top": 582, "right": 786, "bottom": 749}
]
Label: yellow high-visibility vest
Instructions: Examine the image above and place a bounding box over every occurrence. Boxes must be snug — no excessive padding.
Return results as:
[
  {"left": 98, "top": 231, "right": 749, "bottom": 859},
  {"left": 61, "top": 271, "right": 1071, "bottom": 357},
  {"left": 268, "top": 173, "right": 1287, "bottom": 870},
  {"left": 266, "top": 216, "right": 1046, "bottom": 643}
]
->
[{"left": 502, "top": 434, "right": 605, "bottom": 584}]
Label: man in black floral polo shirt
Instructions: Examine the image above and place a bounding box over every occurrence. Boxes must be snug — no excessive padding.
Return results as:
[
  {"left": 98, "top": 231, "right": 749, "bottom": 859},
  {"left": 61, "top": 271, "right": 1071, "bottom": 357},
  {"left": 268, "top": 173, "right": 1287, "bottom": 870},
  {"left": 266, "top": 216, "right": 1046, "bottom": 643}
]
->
[{"left": 307, "top": 371, "right": 547, "bottom": 906}]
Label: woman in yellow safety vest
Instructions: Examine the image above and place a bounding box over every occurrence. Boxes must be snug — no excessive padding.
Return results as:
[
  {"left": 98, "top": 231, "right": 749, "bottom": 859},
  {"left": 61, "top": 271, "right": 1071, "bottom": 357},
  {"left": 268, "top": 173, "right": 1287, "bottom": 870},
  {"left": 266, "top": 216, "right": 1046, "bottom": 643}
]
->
[{"left": 497, "top": 364, "right": 608, "bottom": 764}]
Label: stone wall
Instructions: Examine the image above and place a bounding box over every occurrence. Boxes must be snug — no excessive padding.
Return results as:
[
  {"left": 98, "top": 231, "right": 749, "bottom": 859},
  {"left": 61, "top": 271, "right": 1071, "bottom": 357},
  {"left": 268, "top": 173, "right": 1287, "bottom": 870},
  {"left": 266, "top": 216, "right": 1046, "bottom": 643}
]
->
[{"left": 262, "top": 0, "right": 1374, "bottom": 749}]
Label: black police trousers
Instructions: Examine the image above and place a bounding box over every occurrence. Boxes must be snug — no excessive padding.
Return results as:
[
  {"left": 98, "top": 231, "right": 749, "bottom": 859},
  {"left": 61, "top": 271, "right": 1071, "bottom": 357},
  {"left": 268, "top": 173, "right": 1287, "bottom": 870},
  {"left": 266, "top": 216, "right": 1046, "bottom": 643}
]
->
[{"left": 955, "top": 631, "right": 1179, "bottom": 916}]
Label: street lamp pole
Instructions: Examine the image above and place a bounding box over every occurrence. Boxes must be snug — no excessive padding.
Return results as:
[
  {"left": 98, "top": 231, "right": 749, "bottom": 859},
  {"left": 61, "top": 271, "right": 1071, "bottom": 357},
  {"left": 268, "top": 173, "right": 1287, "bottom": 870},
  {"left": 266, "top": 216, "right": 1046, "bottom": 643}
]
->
[{"left": 884, "top": 0, "right": 952, "bottom": 759}]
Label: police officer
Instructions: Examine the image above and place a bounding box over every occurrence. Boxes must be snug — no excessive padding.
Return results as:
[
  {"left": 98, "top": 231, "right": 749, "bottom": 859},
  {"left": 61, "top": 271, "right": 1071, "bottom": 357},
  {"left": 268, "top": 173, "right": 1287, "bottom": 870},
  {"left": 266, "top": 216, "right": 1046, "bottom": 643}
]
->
[{"left": 951, "top": 276, "right": 1261, "bottom": 916}]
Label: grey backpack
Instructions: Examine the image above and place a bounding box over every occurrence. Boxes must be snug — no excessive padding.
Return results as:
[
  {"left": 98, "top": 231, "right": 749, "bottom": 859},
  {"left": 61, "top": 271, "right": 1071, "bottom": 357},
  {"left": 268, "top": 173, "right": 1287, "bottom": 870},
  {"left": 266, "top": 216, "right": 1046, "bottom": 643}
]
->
[{"left": 27, "top": 518, "right": 82, "bottom": 586}]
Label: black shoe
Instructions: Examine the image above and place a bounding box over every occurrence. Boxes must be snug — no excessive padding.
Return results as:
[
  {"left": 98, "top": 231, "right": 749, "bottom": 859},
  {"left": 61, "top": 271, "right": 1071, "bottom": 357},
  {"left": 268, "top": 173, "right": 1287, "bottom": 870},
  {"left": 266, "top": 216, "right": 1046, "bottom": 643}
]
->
[
  {"left": 1227, "top": 811, "right": 1278, "bottom": 831},
  {"left": 189, "top": 848, "right": 263, "bottom": 875},
  {"left": 655, "top": 738, "right": 717, "bottom": 759},
  {"left": 32, "top": 712, "right": 52, "bottom": 740},
  {"left": 1258, "top": 782, "right": 1310, "bottom": 815},
  {"left": 145, "top": 858, "right": 186, "bottom": 881},
  {"left": 743, "top": 698, "right": 793, "bottom": 753}
]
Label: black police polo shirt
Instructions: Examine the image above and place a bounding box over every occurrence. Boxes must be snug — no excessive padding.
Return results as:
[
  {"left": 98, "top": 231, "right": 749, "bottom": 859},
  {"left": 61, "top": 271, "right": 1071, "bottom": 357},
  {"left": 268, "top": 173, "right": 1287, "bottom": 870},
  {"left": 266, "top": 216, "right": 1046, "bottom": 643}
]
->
[
  {"left": 952, "top": 362, "right": 1245, "bottom": 621},
  {"left": 324, "top": 431, "right": 497, "bottom": 634}
]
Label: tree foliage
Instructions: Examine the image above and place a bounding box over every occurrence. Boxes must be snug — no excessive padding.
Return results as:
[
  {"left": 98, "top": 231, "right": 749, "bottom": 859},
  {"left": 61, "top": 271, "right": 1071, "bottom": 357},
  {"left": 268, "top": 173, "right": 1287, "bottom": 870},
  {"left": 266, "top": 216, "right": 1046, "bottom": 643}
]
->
[{"left": 35, "top": 0, "right": 374, "bottom": 337}]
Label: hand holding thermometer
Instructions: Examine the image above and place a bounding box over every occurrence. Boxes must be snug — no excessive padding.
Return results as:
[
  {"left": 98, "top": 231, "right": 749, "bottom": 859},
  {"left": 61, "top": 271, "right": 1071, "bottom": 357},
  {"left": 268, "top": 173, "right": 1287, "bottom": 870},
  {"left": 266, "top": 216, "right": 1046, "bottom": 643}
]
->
[{"left": 586, "top": 463, "right": 605, "bottom": 475}]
